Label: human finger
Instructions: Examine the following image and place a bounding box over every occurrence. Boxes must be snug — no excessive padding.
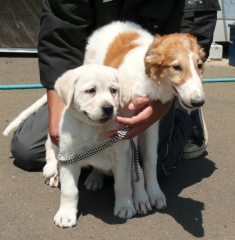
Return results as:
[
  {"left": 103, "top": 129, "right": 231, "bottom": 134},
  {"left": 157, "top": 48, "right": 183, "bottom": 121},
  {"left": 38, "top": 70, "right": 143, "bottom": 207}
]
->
[
  {"left": 116, "top": 105, "right": 153, "bottom": 126},
  {"left": 128, "top": 96, "right": 151, "bottom": 110}
]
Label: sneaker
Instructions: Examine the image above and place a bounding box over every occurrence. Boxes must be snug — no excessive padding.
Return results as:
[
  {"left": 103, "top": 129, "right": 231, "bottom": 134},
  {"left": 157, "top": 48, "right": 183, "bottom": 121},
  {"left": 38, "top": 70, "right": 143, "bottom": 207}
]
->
[{"left": 181, "top": 107, "right": 208, "bottom": 159}]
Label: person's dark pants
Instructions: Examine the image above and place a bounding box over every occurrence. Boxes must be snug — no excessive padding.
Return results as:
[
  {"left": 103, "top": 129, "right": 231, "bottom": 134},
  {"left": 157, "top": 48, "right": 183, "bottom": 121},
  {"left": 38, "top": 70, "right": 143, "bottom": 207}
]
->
[
  {"left": 10, "top": 104, "right": 48, "bottom": 170},
  {"left": 157, "top": 103, "right": 192, "bottom": 179},
  {"left": 10, "top": 101, "right": 191, "bottom": 179}
]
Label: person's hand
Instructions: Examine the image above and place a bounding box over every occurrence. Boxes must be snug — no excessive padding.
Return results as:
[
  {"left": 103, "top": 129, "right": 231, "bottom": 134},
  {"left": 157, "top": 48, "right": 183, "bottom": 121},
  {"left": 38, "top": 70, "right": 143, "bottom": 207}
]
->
[
  {"left": 47, "top": 89, "right": 65, "bottom": 146},
  {"left": 108, "top": 97, "right": 172, "bottom": 139}
]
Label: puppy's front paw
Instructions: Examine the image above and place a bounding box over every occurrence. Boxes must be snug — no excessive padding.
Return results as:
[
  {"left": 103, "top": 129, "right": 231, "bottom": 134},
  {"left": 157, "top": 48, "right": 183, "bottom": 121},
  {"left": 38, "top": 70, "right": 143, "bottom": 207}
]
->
[
  {"left": 45, "top": 175, "right": 60, "bottom": 187},
  {"left": 43, "top": 160, "right": 58, "bottom": 177},
  {"left": 84, "top": 169, "right": 104, "bottom": 191},
  {"left": 133, "top": 190, "right": 152, "bottom": 214},
  {"left": 43, "top": 161, "right": 60, "bottom": 187},
  {"left": 114, "top": 200, "right": 136, "bottom": 219},
  {"left": 147, "top": 186, "right": 167, "bottom": 209},
  {"left": 54, "top": 209, "right": 77, "bottom": 228}
]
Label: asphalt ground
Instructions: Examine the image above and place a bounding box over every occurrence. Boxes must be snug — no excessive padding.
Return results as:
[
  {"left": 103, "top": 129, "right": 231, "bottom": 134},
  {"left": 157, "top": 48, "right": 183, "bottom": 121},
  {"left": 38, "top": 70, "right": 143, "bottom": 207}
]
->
[{"left": 0, "top": 57, "right": 235, "bottom": 240}]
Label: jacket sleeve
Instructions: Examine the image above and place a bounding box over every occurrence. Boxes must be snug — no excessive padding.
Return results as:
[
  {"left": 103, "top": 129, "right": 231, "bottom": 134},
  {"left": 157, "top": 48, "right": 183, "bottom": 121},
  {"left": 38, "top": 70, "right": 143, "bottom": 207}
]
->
[{"left": 38, "top": 0, "right": 94, "bottom": 89}]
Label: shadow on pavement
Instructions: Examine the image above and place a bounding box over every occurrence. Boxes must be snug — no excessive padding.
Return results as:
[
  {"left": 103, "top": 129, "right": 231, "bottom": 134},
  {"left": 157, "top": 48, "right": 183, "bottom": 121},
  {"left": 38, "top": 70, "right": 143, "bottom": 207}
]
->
[
  {"left": 158, "top": 152, "right": 217, "bottom": 237},
  {"left": 76, "top": 152, "right": 216, "bottom": 236},
  {"left": 13, "top": 158, "right": 45, "bottom": 172}
]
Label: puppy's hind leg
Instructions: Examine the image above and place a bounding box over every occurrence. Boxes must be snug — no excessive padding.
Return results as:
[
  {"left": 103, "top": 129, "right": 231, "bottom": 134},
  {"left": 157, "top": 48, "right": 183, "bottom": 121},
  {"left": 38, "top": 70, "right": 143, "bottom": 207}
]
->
[
  {"left": 84, "top": 168, "right": 105, "bottom": 191},
  {"left": 139, "top": 122, "right": 167, "bottom": 209},
  {"left": 43, "top": 136, "right": 60, "bottom": 187}
]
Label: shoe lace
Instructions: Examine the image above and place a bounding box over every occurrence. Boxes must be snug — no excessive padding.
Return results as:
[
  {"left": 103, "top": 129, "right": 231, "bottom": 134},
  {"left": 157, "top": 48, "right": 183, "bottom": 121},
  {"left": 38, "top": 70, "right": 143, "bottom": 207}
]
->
[{"left": 187, "top": 139, "right": 193, "bottom": 144}]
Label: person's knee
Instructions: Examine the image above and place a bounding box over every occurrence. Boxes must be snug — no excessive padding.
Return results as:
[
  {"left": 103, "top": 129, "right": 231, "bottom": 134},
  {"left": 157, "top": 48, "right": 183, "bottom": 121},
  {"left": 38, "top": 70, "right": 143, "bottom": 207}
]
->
[{"left": 10, "top": 135, "right": 45, "bottom": 170}]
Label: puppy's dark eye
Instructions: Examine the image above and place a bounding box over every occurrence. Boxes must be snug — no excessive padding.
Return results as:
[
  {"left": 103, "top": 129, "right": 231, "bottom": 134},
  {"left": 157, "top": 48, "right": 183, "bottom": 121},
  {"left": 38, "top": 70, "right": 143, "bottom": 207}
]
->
[
  {"left": 110, "top": 88, "right": 117, "bottom": 94},
  {"left": 173, "top": 65, "right": 182, "bottom": 71},
  {"left": 86, "top": 88, "right": 95, "bottom": 94},
  {"left": 198, "top": 63, "right": 203, "bottom": 69}
]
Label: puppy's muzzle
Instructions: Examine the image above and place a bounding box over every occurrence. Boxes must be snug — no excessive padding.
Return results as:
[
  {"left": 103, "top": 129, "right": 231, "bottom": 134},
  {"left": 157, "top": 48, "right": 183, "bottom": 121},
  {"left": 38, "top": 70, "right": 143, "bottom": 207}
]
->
[
  {"left": 102, "top": 104, "right": 114, "bottom": 117},
  {"left": 191, "top": 99, "right": 205, "bottom": 108}
]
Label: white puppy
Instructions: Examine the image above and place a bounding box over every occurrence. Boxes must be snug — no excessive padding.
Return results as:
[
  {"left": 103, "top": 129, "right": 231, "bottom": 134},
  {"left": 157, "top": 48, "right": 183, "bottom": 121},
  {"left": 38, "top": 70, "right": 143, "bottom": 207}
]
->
[
  {"left": 53, "top": 64, "right": 135, "bottom": 227},
  {"left": 4, "top": 64, "right": 151, "bottom": 228}
]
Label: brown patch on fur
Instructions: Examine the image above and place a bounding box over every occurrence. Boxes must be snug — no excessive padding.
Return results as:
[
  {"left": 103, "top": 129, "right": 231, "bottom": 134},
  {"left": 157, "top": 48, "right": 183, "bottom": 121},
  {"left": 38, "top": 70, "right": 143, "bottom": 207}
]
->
[
  {"left": 104, "top": 32, "right": 140, "bottom": 69},
  {"left": 144, "top": 33, "right": 205, "bottom": 86}
]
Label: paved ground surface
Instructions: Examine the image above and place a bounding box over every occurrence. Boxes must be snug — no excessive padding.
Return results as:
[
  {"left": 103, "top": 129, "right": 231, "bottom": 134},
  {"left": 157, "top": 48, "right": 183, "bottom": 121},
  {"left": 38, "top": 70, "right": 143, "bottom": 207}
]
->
[{"left": 0, "top": 57, "right": 235, "bottom": 240}]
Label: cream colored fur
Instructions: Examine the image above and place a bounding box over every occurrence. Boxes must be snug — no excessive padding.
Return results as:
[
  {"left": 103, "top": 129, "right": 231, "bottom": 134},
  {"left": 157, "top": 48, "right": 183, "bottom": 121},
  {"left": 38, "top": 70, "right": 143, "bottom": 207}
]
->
[{"left": 3, "top": 64, "right": 151, "bottom": 228}]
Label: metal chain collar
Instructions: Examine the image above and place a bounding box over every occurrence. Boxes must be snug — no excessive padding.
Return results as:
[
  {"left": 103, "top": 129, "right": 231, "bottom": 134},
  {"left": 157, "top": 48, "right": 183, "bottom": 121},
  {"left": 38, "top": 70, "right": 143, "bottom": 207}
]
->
[{"left": 57, "top": 126, "right": 140, "bottom": 183}]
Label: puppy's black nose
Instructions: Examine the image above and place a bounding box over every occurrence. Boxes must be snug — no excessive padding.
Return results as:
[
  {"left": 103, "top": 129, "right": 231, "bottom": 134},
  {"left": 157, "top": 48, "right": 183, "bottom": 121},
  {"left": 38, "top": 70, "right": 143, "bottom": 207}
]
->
[
  {"left": 102, "top": 104, "right": 114, "bottom": 116},
  {"left": 191, "top": 99, "right": 205, "bottom": 108}
]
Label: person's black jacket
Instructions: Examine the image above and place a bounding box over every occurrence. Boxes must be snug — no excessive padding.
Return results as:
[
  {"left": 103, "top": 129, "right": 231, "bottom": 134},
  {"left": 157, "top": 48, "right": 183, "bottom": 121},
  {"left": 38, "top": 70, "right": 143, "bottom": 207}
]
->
[{"left": 38, "top": 0, "right": 220, "bottom": 89}]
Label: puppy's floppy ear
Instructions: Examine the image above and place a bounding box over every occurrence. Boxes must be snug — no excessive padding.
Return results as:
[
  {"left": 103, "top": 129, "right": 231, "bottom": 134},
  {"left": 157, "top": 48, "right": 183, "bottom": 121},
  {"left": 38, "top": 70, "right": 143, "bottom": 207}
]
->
[
  {"left": 144, "top": 35, "right": 164, "bottom": 79},
  {"left": 54, "top": 68, "right": 80, "bottom": 108},
  {"left": 145, "top": 51, "right": 163, "bottom": 80},
  {"left": 199, "top": 46, "right": 206, "bottom": 62},
  {"left": 115, "top": 71, "right": 132, "bottom": 108}
]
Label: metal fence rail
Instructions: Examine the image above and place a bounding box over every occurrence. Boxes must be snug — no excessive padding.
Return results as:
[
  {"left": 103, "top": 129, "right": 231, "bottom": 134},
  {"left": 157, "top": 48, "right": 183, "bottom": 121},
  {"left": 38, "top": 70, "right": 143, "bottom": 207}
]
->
[{"left": 0, "top": 78, "right": 234, "bottom": 90}]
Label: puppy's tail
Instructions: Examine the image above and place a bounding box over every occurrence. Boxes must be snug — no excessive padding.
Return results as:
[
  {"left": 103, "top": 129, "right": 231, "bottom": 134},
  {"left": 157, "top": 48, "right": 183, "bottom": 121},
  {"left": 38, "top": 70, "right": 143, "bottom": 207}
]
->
[{"left": 3, "top": 94, "right": 47, "bottom": 136}]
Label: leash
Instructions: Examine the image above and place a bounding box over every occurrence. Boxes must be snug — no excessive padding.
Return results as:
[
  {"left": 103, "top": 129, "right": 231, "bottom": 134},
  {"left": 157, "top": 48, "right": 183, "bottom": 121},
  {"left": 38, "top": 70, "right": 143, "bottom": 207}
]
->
[{"left": 57, "top": 126, "right": 140, "bottom": 183}]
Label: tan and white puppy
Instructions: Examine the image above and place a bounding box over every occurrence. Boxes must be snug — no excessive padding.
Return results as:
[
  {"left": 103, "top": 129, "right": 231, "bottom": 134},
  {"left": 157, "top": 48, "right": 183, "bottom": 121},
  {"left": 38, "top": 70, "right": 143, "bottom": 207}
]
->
[
  {"left": 4, "top": 64, "right": 152, "bottom": 227},
  {"left": 84, "top": 21, "right": 205, "bottom": 209}
]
